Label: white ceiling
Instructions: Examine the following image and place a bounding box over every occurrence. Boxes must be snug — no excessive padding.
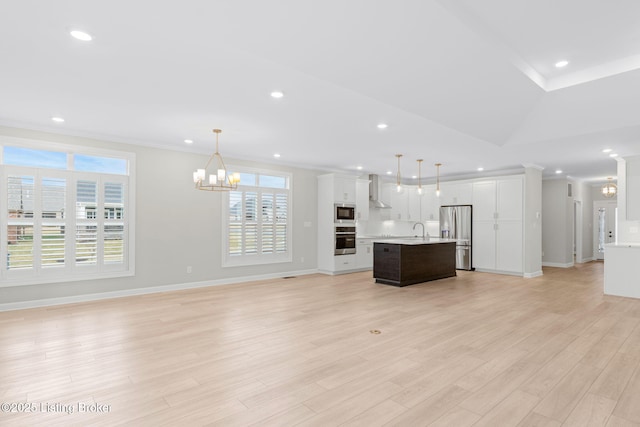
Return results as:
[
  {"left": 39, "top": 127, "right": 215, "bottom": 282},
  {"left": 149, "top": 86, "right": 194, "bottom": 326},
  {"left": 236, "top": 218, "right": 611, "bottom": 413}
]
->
[{"left": 1, "top": 0, "right": 639, "bottom": 184}]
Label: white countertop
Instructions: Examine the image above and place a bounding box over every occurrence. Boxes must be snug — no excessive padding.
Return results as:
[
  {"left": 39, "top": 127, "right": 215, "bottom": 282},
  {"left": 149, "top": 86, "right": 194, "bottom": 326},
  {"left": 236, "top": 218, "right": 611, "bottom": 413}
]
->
[
  {"left": 372, "top": 237, "right": 457, "bottom": 245},
  {"left": 605, "top": 242, "right": 640, "bottom": 248}
]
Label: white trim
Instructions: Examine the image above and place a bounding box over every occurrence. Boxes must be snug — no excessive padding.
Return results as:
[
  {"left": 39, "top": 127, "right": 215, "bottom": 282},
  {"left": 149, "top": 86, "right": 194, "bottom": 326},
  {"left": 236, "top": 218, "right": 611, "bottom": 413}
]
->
[
  {"left": 542, "top": 262, "right": 575, "bottom": 268},
  {"left": 0, "top": 135, "right": 136, "bottom": 167},
  {"left": 1, "top": 138, "right": 135, "bottom": 286},
  {"left": 318, "top": 267, "right": 372, "bottom": 275},
  {"left": 0, "top": 269, "right": 319, "bottom": 312},
  {"left": 471, "top": 268, "right": 524, "bottom": 277},
  {"left": 579, "top": 257, "right": 595, "bottom": 263},
  {"left": 523, "top": 270, "right": 543, "bottom": 278}
]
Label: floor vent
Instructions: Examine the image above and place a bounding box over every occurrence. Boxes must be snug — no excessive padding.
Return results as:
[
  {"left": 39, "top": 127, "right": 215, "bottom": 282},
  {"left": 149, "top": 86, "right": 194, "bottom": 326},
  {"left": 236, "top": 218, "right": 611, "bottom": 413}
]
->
[{"left": 283, "top": 276, "right": 297, "bottom": 279}]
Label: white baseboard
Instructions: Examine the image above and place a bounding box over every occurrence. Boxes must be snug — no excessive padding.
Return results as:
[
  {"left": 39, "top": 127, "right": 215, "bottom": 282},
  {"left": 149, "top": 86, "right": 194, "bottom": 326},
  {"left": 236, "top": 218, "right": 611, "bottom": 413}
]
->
[
  {"left": 542, "top": 262, "right": 574, "bottom": 268},
  {"left": 523, "top": 270, "right": 544, "bottom": 278},
  {"left": 578, "top": 257, "right": 595, "bottom": 263},
  {"left": 0, "top": 269, "right": 319, "bottom": 312},
  {"left": 473, "top": 268, "right": 524, "bottom": 277},
  {"left": 318, "top": 267, "right": 373, "bottom": 276}
]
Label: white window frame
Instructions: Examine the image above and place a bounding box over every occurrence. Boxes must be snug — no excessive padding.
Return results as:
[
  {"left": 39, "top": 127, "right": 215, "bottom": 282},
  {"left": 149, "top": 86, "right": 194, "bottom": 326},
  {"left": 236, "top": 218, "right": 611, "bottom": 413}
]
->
[
  {"left": 222, "top": 166, "right": 292, "bottom": 267},
  {"left": 0, "top": 136, "right": 136, "bottom": 287}
]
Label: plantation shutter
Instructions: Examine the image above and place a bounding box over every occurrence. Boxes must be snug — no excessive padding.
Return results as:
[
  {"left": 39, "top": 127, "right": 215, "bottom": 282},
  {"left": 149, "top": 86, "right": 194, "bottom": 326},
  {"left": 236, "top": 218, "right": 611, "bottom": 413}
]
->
[{"left": 224, "top": 170, "right": 291, "bottom": 266}]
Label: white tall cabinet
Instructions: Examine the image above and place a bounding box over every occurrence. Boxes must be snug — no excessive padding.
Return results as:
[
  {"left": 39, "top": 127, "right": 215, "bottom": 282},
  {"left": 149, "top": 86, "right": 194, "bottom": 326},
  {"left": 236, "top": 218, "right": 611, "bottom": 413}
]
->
[
  {"left": 318, "top": 174, "right": 372, "bottom": 274},
  {"left": 472, "top": 176, "right": 524, "bottom": 274}
]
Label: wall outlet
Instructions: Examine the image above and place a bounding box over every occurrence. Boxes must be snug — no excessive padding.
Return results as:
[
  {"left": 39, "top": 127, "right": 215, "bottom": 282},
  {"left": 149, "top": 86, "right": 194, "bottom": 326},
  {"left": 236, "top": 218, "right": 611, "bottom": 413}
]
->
[{"left": 187, "top": 266, "right": 192, "bottom": 274}]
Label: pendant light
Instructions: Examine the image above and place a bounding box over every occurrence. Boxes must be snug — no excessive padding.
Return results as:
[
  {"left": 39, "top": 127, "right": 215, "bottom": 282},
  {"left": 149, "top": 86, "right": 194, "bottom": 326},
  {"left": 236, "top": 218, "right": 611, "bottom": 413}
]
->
[
  {"left": 395, "top": 154, "right": 403, "bottom": 193},
  {"left": 601, "top": 177, "right": 617, "bottom": 198},
  {"left": 416, "top": 159, "right": 423, "bottom": 195},
  {"left": 192, "top": 129, "right": 240, "bottom": 191},
  {"left": 435, "top": 163, "right": 442, "bottom": 197}
]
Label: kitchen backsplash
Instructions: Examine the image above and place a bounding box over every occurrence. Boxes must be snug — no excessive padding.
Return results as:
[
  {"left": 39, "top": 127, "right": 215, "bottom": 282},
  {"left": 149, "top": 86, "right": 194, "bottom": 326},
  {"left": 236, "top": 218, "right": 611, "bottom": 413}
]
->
[{"left": 357, "top": 219, "right": 439, "bottom": 237}]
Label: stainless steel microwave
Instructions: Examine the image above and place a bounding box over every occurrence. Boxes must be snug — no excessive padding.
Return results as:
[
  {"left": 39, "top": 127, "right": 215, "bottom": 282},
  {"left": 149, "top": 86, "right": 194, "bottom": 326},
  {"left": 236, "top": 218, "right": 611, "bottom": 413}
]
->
[{"left": 334, "top": 203, "right": 356, "bottom": 223}]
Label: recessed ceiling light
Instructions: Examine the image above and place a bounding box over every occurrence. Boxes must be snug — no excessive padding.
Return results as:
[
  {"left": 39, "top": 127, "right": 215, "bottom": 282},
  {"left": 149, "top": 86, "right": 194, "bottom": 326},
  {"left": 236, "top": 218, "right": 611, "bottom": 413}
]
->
[
  {"left": 555, "top": 60, "right": 569, "bottom": 68},
  {"left": 602, "top": 148, "right": 612, "bottom": 153},
  {"left": 184, "top": 139, "right": 193, "bottom": 144},
  {"left": 270, "top": 91, "right": 284, "bottom": 98},
  {"left": 273, "top": 153, "right": 281, "bottom": 158},
  {"left": 70, "top": 30, "right": 93, "bottom": 41},
  {"left": 51, "top": 117, "right": 65, "bottom": 123},
  {"left": 377, "top": 123, "right": 388, "bottom": 129},
  {"left": 477, "top": 167, "right": 484, "bottom": 171},
  {"left": 555, "top": 170, "right": 563, "bottom": 174},
  {"left": 356, "top": 166, "right": 363, "bottom": 170},
  {"left": 610, "top": 153, "right": 618, "bottom": 158},
  {"left": 386, "top": 171, "right": 392, "bottom": 175},
  {"left": 412, "top": 175, "right": 417, "bottom": 179}
]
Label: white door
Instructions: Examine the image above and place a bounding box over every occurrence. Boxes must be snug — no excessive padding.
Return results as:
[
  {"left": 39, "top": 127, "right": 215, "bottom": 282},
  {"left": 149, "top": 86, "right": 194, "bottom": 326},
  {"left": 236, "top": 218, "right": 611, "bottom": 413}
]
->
[
  {"left": 496, "top": 221, "right": 523, "bottom": 272},
  {"left": 473, "top": 221, "right": 496, "bottom": 270},
  {"left": 472, "top": 181, "right": 497, "bottom": 221},
  {"left": 594, "top": 201, "right": 617, "bottom": 260}
]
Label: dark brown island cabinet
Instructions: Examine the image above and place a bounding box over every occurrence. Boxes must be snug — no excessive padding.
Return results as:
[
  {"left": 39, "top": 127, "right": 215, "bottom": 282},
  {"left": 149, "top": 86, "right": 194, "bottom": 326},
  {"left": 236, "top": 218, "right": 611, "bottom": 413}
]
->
[{"left": 373, "top": 239, "right": 457, "bottom": 287}]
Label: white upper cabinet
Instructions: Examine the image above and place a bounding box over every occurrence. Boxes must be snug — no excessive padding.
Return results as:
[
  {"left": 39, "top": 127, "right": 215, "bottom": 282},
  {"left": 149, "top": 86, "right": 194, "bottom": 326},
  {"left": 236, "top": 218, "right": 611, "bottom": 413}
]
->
[
  {"left": 407, "top": 186, "right": 421, "bottom": 222},
  {"left": 439, "top": 182, "right": 472, "bottom": 206},
  {"left": 421, "top": 185, "right": 439, "bottom": 221},
  {"left": 333, "top": 176, "right": 356, "bottom": 203},
  {"left": 388, "top": 184, "right": 409, "bottom": 221},
  {"left": 356, "top": 179, "right": 369, "bottom": 221}
]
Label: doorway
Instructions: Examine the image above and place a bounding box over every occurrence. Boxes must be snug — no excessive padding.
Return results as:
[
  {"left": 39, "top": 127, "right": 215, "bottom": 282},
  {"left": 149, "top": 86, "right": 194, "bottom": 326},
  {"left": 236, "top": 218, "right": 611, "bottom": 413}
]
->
[{"left": 593, "top": 200, "right": 617, "bottom": 260}]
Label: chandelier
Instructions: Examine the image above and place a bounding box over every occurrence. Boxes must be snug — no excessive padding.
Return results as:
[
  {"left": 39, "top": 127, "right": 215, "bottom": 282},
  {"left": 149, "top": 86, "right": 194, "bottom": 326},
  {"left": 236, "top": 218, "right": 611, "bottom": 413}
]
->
[
  {"left": 601, "top": 177, "right": 617, "bottom": 198},
  {"left": 193, "top": 129, "right": 240, "bottom": 191}
]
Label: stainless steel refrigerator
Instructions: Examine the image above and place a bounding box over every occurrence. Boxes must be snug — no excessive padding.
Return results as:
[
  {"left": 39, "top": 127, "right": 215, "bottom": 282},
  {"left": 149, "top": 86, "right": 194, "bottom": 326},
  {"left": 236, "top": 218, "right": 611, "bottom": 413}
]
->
[{"left": 439, "top": 205, "right": 473, "bottom": 270}]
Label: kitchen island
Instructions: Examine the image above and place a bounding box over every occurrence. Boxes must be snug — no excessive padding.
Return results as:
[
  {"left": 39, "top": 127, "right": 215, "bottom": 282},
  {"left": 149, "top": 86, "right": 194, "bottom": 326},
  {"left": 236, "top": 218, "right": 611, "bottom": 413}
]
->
[{"left": 373, "top": 238, "right": 457, "bottom": 287}]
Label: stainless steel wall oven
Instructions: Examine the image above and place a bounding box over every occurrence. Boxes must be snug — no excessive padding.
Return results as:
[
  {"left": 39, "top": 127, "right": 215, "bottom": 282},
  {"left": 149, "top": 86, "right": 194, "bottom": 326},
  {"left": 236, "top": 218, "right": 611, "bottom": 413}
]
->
[{"left": 334, "top": 226, "right": 356, "bottom": 255}]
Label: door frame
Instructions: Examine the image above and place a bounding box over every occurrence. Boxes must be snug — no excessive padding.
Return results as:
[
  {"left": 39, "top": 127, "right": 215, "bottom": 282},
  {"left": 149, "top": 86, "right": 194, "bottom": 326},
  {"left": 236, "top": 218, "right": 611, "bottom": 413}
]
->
[
  {"left": 593, "top": 200, "right": 617, "bottom": 260},
  {"left": 574, "top": 200, "right": 583, "bottom": 263}
]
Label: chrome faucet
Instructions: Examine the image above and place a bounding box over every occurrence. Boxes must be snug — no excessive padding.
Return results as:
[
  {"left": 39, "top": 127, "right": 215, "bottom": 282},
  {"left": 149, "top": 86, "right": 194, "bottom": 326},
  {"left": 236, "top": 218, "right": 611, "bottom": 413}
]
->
[{"left": 412, "top": 222, "right": 425, "bottom": 239}]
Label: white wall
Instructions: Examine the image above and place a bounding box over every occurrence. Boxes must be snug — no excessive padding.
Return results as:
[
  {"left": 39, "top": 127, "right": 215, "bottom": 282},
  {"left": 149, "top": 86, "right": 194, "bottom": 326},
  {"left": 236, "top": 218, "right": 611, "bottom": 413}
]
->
[
  {"left": 542, "top": 179, "right": 573, "bottom": 266},
  {"left": 542, "top": 178, "right": 595, "bottom": 266},
  {"left": 0, "top": 126, "right": 321, "bottom": 306},
  {"left": 569, "top": 180, "right": 593, "bottom": 262},
  {"left": 523, "top": 166, "right": 542, "bottom": 276}
]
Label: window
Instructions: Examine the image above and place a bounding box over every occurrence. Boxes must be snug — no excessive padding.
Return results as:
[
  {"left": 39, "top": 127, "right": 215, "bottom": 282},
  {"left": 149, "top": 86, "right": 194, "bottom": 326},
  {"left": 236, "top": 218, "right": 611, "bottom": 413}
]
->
[
  {"left": 223, "top": 168, "right": 291, "bottom": 266},
  {"left": 1, "top": 138, "right": 135, "bottom": 286}
]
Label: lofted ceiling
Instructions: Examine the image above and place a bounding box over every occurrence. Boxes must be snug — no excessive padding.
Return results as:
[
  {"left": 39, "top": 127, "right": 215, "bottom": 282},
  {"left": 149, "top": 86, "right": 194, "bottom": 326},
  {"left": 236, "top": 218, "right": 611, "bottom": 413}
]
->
[{"left": 1, "top": 0, "right": 639, "bottom": 184}]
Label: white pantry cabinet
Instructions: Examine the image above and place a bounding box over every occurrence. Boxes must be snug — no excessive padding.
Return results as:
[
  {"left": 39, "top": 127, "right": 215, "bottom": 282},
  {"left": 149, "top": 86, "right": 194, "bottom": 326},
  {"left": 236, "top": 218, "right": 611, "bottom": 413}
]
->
[{"left": 472, "top": 176, "right": 523, "bottom": 274}]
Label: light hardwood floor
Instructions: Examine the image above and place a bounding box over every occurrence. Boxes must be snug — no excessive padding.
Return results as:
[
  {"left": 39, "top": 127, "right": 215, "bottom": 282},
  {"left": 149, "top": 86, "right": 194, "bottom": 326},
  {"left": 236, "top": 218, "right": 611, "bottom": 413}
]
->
[{"left": 2, "top": 262, "right": 640, "bottom": 426}]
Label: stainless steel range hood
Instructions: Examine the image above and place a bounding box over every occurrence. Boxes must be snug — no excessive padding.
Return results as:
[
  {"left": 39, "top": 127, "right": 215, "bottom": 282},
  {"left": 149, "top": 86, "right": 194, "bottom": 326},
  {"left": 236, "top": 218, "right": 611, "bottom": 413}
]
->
[{"left": 369, "top": 174, "right": 392, "bottom": 209}]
